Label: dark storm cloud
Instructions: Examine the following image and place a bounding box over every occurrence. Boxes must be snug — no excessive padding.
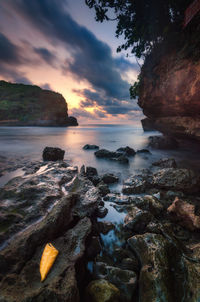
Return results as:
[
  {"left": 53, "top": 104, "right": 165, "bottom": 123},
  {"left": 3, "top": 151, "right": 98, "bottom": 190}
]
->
[
  {"left": 0, "top": 33, "right": 32, "bottom": 84},
  {"left": 0, "top": 33, "right": 21, "bottom": 64},
  {"left": 75, "top": 88, "right": 140, "bottom": 116},
  {"left": 1, "top": 0, "right": 138, "bottom": 101},
  {"left": 33, "top": 47, "right": 56, "bottom": 66}
]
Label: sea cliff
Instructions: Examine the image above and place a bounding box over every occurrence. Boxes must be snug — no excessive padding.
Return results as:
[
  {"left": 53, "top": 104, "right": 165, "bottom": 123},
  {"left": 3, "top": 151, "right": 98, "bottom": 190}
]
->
[
  {"left": 0, "top": 81, "right": 78, "bottom": 126},
  {"left": 138, "top": 17, "right": 200, "bottom": 141}
]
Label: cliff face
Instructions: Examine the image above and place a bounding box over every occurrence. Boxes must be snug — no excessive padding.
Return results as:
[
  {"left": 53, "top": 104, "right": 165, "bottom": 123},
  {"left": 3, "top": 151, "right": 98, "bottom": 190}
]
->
[
  {"left": 138, "top": 30, "right": 200, "bottom": 141},
  {"left": 0, "top": 81, "right": 78, "bottom": 126}
]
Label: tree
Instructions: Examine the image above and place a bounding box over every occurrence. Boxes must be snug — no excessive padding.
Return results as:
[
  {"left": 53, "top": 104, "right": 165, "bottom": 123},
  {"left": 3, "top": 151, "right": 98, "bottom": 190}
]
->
[
  {"left": 85, "top": 0, "right": 192, "bottom": 98},
  {"left": 85, "top": 0, "right": 192, "bottom": 58}
]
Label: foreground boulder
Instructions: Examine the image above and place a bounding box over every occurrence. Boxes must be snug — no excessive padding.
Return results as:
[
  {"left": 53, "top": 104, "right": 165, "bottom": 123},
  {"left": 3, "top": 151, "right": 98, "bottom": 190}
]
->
[
  {"left": 153, "top": 168, "right": 200, "bottom": 193},
  {"left": 86, "top": 279, "right": 120, "bottom": 302},
  {"left": 167, "top": 197, "right": 200, "bottom": 231},
  {"left": 128, "top": 233, "right": 185, "bottom": 302},
  {"left": 0, "top": 161, "right": 101, "bottom": 302},
  {"left": 43, "top": 146, "right": 65, "bottom": 161}
]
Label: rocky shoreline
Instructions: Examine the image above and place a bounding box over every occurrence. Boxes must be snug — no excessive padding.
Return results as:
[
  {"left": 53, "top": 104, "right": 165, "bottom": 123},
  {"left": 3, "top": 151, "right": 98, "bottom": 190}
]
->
[{"left": 0, "top": 142, "right": 200, "bottom": 302}]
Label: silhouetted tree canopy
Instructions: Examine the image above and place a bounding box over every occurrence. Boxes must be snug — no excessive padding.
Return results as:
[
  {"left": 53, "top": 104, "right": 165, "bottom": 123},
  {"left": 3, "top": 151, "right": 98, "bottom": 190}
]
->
[{"left": 85, "top": 0, "right": 192, "bottom": 58}]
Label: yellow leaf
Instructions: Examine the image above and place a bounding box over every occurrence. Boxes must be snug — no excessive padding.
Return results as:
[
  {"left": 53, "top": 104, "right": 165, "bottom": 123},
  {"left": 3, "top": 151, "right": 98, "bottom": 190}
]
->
[{"left": 40, "top": 243, "right": 59, "bottom": 282}]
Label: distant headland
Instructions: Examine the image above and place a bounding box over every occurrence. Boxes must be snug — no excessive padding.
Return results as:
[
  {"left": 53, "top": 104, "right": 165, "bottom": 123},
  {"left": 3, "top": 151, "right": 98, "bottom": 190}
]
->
[{"left": 0, "top": 81, "right": 78, "bottom": 127}]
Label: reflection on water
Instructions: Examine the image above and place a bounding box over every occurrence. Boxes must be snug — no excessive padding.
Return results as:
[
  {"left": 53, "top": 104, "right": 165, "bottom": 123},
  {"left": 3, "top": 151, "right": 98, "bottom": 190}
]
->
[{"left": 1, "top": 124, "right": 200, "bottom": 182}]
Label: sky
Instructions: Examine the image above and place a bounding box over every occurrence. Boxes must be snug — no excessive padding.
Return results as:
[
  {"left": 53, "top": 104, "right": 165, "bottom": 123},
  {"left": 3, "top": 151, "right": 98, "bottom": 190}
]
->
[{"left": 0, "top": 0, "right": 144, "bottom": 124}]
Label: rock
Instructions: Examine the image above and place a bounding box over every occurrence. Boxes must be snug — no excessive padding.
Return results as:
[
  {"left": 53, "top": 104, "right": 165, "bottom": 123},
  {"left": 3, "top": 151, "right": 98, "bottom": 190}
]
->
[
  {"left": 86, "top": 236, "right": 101, "bottom": 259},
  {"left": 80, "top": 164, "right": 86, "bottom": 175},
  {"left": 116, "top": 146, "right": 136, "bottom": 156},
  {"left": 43, "top": 146, "right": 65, "bottom": 161},
  {"left": 129, "top": 195, "right": 163, "bottom": 216},
  {"left": 124, "top": 207, "right": 152, "bottom": 232},
  {"left": 86, "top": 166, "right": 98, "bottom": 176},
  {"left": 93, "top": 262, "right": 137, "bottom": 302},
  {"left": 67, "top": 116, "right": 78, "bottom": 126},
  {"left": 101, "top": 174, "right": 119, "bottom": 184},
  {"left": 86, "top": 279, "right": 120, "bottom": 302},
  {"left": 141, "top": 118, "right": 156, "bottom": 131},
  {"left": 85, "top": 167, "right": 99, "bottom": 186},
  {"left": 97, "top": 182, "right": 110, "bottom": 197},
  {"left": 0, "top": 161, "right": 103, "bottom": 302},
  {"left": 128, "top": 233, "right": 186, "bottom": 302},
  {"left": 115, "top": 155, "right": 129, "bottom": 164},
  {"left": 120, "top": 258, "right": 140, "bottom": 272},
  {"left": 103, "top": 194, "right": 131, "bottom": 205},
  {"left": 96, "top": 206, "right": 108, "bottom": 218},
  {"left": 97, "top": 221, "right": 115, "bottom": 235},
  {"left": 136, "top": 149, "right": 151, "bottom": 154},
  {"left": 153, "top": 168, "right": 200, "bottom": 193},
  {"left": 152, "top": 157, "right": 177, "bottom": 168},
  {"left": 167, "top": 197, "right": 200, "bottom": 231},
  {"left": 148, "top": 135, "right": 179, "bottom": 149},
  {"left": 0, "top": 81, "right": 78, "bottom": 127},
  {"left": 94, "top": 149, "right": 119, "bottom": 158},
  {"left": 94, "top": 149, "right": 129, "bottom": 164},
  {"left": 0, "top": 217, "right": 91, "bottom": 302},
  {"left": 122, "top": 173, "right": 152, "bottom": 194},
  {"left": 83, "top": 144, "right": 99, "bottom": 150}
]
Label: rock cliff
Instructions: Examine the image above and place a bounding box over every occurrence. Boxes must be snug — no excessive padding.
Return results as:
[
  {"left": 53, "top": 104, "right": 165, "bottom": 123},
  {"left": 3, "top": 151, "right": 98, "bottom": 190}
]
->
[
  {"left": 0, "top": 81, "right": 78, "bottom": 126},
  {"left": 138, "top": 19, "right": 200, "bottom": 141}
]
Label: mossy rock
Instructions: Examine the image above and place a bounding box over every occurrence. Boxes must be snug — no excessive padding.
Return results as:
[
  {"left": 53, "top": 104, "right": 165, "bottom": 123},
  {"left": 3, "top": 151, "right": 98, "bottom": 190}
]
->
[{"left": 86, "top": 279, "right": 120, "bottom": 302}]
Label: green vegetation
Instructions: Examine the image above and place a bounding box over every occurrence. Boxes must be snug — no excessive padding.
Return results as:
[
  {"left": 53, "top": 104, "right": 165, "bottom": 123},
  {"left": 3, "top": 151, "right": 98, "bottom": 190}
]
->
[
  {"left": 85, "top": 0, "right": 196, "bottom": 98},
  {"left": 0, "top": 80, "right": 70, "bottom": 125}
]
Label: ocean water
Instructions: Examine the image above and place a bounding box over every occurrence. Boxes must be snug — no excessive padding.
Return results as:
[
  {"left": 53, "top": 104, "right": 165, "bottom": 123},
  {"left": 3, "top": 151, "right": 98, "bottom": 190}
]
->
[{"left": 0, "top": 124, "right": 200, "bottom": 183}]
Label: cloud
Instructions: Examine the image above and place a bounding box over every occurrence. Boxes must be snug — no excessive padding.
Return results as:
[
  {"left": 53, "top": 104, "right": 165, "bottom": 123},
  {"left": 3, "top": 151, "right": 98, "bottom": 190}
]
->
[
  {"left": 40, "top": 83, "right": 52, "bottom": 90},
  {"left": 33, "top": 47, "right": 57, "bottom": 66},
  {"left": 0, "top": 33, "right": 22, "bottom": 64},
  {"left": 2, "top": 0, "right": 138, "bottom": 100},
  {"left": 0, "top": 33, "right": 32, "bottom": 84},
  {"left": 0, "top": 0, "right": 141, "bottom": 120},
  {"left": 74, "top": 88, "right": 140, "bottom": 116}
]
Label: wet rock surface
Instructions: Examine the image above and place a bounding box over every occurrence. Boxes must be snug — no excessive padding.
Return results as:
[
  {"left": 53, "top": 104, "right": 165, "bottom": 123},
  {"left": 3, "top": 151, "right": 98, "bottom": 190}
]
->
[
  {"left": 152, "top": 157, "right": 177, "bottom": 168},
  {"left": 148, "top": 135, "right": 179, "bottom": 149},
  {"left": 86, "top": 279, "right": 120, "bottom": 302},
  {"left": 42, "top": 146, "right": 65, "bottom": 161},
  {"left": 1, "top": 149, "right": 200, "bottom": 302},
  {"left": 83, "top": 144, "right": 99, "bottom": 150},
  {"left": 0, "top": 161, "right": 101, "bottom": 302},
  {"left": 94, "top": 149, "right": 129, "bottom": 164}
]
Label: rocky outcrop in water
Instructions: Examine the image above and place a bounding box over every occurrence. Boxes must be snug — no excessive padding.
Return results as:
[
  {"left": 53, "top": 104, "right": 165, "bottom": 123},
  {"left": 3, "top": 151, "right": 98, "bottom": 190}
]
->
[{"left": 0, "top": 81, "right": 78, "bottom": 126}]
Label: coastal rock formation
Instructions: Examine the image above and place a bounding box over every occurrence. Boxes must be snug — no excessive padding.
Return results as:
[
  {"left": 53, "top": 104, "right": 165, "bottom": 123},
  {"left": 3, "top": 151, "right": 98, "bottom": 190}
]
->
[
  {"left": 138, "top": 50, "right": 200, "bottom": 141},
  {"left": 0, "top": 81, "right": 78, "bottom": 126},
  {"left": 43, "top": 146, "right": 65, "bottom": 161},
  {"left": 0, "top": 161, "right": 101, "bottom": 302}
]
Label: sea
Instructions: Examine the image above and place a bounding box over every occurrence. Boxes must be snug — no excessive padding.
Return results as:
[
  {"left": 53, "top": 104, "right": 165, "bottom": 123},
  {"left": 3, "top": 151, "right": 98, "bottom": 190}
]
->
[
  {"left": 0, "top": 124, "right": 200, "bottom": 188},
  {"left": 0, "top": 124, "right": 200, "bottom": 266}
]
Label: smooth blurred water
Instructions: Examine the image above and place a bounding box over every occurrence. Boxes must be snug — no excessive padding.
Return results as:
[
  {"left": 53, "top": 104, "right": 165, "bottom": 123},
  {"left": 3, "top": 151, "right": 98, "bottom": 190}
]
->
[{"left": 0, "top": 124, "right": 200, "bottom": 184}]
